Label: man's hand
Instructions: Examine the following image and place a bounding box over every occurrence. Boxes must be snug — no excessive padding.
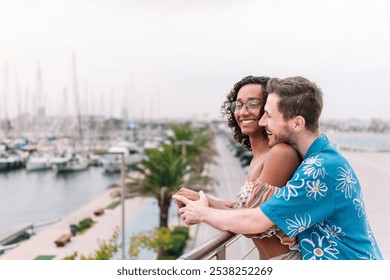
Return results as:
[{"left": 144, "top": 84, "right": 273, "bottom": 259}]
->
[{"left": 173, "top": 191, "right": 209, "bottom": 226}]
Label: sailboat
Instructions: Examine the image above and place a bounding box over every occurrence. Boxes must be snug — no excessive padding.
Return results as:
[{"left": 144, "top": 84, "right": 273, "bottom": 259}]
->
[
  {"left": 0, "top": 150, "right": 24, "bottom": 171},
  {"left": 25, "top": 153, "right": 52, "bottom": 171},
  {"left": 55, "top": 52, "right": 89, "bottom": 173},
  {"left": 53, "top": 152, "right": 88, "bottom": 172}
]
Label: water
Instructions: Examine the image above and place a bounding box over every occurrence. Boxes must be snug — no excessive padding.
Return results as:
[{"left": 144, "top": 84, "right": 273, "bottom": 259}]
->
[
  {"left": 326, "top": 132, "right": 390, "bottom": 150},
  {"left": 0, "top": 166, "right": 119, "bottom": 234},
  {"left": 0, "top": 165, "right": 179, "bottom": 260}
]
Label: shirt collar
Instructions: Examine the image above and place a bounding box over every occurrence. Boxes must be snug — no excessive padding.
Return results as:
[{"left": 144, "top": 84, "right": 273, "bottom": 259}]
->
[{"left": 304, "top": 133, "right": 329, "bottom": 159}]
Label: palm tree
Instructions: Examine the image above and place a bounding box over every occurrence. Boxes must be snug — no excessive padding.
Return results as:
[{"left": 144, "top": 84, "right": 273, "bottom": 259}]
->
[
  {"left": 125, "top": 143, "right": 188, "bottom": 227},
  {"left": 116, "top": 123, "right": 216, "bottom": 228},
  {"left": 167, "top": 123, "right": 218, "bottom": 185},
  {"left": 109, "top": 123, "right": 216, "bottom": 258}
]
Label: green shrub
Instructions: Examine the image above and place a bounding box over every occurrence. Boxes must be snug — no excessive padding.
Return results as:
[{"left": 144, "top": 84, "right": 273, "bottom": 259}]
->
[
  {"left": 129, "top": 226, "right": 190, "bottom": 260},
  {"left": 63, "top": 228, "right": 119, "bottom": 260},
  {"left": 172, "top": 226, "right": 190, "bottom": 239},
  {"left": 167, "top": 233, "right": 187, "bottom": 255},
  {"left": 106, "top": 201, "right": 120, "bottom": 210},
  {"left": 77, "top": 217, "right": 94, "bottom": 232},
  {"left": 34, "top": 255, "right": 56, "bottom": 260}
]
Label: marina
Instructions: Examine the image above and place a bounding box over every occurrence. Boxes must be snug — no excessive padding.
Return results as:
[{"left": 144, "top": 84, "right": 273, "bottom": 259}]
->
[
  {"left": 0, "top": 164, "right": 119, "bottom": 235},
  {"left": 0, "top": 131, "right": 389, "bottom": 260}
]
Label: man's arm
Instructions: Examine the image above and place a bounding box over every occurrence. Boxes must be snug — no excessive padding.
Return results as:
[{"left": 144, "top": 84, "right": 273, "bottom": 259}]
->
[{"left": 173, "top": 191, "right": 274, "bottom": 234}]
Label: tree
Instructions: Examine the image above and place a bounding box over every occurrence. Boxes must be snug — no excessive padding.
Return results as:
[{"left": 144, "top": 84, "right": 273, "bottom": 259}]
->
[
  {"left": 167, "top": 123, "right": 217, "bottom": 188},
  {"left": 128, "top": 143, "right": 188, "bottom": 228},
  {"left": 111, "top": 123, "right": 216, "bottom": 258},
  {"left": 116, "top": 123, "right": 216, "bottom": 228}
]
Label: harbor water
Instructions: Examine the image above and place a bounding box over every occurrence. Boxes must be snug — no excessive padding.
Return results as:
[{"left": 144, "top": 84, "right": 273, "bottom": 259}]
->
[
  {"left": 326, "top": 132, "right": 390, "bottom": 151},
  {"left": 0, "top": 166, "right": 119, "bottom": 234}
]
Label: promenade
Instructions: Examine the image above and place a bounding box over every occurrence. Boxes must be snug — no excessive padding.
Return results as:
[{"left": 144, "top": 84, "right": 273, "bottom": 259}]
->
[
  {"left": 0, "top": 134, "right": 389, "bottom": 260},
  {"left": 0, "top": 190, "right": 150, "bottom": 260}
]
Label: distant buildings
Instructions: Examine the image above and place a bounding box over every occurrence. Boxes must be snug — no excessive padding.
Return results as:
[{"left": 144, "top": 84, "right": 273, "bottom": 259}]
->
[{"left": 320, "top": 118, "right": 390, "bottom": 133}]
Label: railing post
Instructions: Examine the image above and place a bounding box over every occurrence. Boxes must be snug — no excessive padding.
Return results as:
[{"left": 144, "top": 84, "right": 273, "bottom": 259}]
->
[
  {"left": 215, "top": 247, "right": 226, "bottom": 260},
  {"left": 177, "top": 231, "right": 256, "bottom": 260}
]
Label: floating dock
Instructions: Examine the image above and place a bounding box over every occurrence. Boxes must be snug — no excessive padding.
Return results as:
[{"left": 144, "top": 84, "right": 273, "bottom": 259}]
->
[{"left": 0, "top": 222, "right": 34, "bottom": 246}]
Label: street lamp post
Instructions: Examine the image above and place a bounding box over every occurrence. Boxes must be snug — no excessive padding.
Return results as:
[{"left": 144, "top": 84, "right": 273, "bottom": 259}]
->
[
  {"left": 120, "top": 153, "right": 126, "bottom": 260},
  {"left": 106, "top": 150, "right": 127, "bottom": 259},
  {"left": 174, "top": 140, "right": 193, "bottom": 226},
  {"left": 100, "top": 147, "right": 128, "bottom": 259},
  {"left": 175, "top": 140, "right": 193, "bottom": 164}
]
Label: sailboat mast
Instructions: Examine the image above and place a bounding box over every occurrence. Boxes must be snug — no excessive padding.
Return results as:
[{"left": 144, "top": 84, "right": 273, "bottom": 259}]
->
[
  {"left": 35, "top": 62, "right": 45, "bottom": 118},
  {"left": 4, "top": 60, "right": 9, "bottom": 122},
  {"left": 2, "top": 60, "right": 10, "bottom": 137},
  {"left": 72, "top": 51, "right": 83, "bottom": 152}
]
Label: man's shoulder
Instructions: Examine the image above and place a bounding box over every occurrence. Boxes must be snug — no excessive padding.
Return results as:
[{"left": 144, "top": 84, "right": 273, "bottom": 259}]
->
[{"left": 304, "top": 147, "right": 351, "bottom": 173}]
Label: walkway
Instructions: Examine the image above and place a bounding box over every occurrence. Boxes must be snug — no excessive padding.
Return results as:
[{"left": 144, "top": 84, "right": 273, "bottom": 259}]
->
[{"left": 0, "top": 190, "right": 149, "bottom": 260}]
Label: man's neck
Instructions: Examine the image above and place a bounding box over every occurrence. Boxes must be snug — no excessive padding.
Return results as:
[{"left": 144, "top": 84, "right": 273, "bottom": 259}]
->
[{"left": 295, "top": 130, "right": 321, "bottom": 158}]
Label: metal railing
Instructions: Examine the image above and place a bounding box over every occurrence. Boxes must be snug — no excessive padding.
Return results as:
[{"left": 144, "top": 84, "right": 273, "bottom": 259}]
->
[{"left": 178, "top": 231, "right": 256, "bottom": 260}]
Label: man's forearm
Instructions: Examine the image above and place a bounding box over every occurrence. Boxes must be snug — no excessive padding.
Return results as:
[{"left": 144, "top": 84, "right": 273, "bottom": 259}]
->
[{"left": 200, "top": 207, "right": 274, "bottom": 235}]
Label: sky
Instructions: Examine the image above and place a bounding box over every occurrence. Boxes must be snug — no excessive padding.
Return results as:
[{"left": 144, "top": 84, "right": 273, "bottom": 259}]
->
[{"left": 1, "top": 0, "right": 390, "bottom": 122}]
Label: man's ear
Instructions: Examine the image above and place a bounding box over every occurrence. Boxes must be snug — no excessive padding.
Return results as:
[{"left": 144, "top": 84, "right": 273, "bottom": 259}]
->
[{"left": 292, "top": 116, "right": 305, "bottom": 131}]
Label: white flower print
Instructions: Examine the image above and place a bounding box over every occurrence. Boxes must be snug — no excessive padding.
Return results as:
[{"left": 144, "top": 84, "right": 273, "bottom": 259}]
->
[
  {"left": 305, "top": 179, "right": 328, "bottom": 200},
  {"left": 353, "top": 191, "right": 366, "bottom": 217},
  {"left": 317, "top": 218, "right": 328, "bottom": 227},
  {"left": 302, "top": 155, "right": 328, "bottom": 179},
  {"left": 365, "top": 218, "right": 377, "bottom": 248},
  {"left": 276, "top": 173, "right": 305, "bottom": 201},
  {"left": 300, "top": 232, "right": 339, "bottom": 260},
  {"left": 335, "top": 164, "right": 358, "bottom": 198},
  {"left": 323, "top": 224, "right": 346, "bottom": 242},
  {"left": 357, "top": 252, "right": 375, "bottom": 260},
  {"left": 285, "top": 213, "right": 312, "bottom": 237}
]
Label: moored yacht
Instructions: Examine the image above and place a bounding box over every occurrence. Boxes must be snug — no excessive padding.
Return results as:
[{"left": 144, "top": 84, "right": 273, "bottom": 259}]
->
[
  {"left": 25, "top": 153, "right": 52, "bottom": 171},
  {"left": 53, "top": 153, "right": 89, "bottom": 172},
  {"left": 0, "top": 151, "right": 25, "bottom": 171}
]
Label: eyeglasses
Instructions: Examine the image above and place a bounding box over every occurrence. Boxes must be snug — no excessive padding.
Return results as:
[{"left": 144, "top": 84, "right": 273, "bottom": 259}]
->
[{"left": 230, "top": 99, "right": 262, "bottom": 113}]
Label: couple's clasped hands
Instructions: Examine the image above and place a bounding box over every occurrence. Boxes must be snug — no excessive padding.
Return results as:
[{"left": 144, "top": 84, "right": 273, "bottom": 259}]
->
[{"left": 173, "top": 189, "right": 209, "bottom": 226}]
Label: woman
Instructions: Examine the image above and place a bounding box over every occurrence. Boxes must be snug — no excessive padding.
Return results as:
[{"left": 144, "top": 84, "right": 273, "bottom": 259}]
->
[{"left": 174, "top": 75, "right": 301, "bottom": 259}]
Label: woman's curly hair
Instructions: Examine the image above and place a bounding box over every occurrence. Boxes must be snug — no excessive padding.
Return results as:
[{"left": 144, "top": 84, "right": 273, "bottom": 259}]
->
[{"left": 220, "top": 75, "right": 270, "bottom": 151}]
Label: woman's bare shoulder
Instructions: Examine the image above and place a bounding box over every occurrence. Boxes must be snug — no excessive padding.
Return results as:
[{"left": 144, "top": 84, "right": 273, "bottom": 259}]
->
[
  {"left": 260, "top": 143, "right": 301, "bottom": 187},
  {"left": 268, "top": 143, "right": 299, "bottom": 159}
]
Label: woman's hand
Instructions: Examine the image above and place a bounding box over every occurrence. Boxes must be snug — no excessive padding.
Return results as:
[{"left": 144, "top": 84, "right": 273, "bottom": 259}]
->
[{"left": 173, "top": 187, "right": 200, "bottom": 208}]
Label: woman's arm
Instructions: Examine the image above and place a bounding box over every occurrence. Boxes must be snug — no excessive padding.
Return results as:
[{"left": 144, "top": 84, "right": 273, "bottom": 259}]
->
[{"left": 174, "top": 188, "right": 235, "bottom": 209}]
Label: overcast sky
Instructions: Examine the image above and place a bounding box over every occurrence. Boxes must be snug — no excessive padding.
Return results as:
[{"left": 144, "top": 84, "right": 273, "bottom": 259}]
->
[{"left": 1, "top": 0, "right": 389, "bottom": 121}]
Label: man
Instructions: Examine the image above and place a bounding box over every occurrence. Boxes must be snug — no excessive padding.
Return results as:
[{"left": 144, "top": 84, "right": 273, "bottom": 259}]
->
[{"left": 173, "top": 76, "right": 383, "bottom": 260}]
